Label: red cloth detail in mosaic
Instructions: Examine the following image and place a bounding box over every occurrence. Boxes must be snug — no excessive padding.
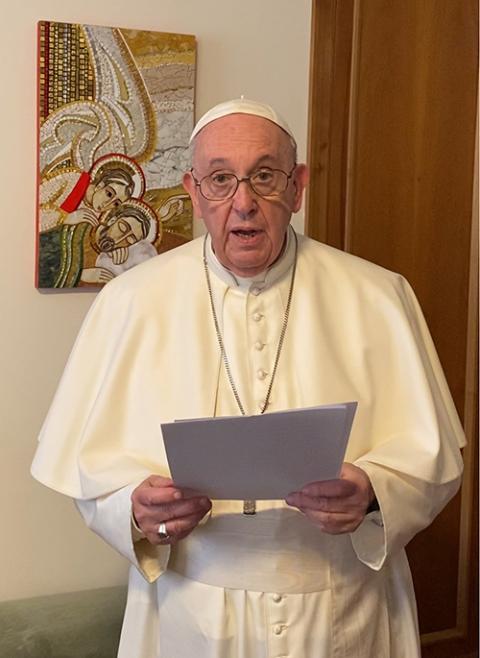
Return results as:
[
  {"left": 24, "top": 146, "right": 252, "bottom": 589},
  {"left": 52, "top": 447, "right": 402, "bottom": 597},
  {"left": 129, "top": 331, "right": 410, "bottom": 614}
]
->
[{"left": 60, "top": 172, "right": 91, "bottom": 213}]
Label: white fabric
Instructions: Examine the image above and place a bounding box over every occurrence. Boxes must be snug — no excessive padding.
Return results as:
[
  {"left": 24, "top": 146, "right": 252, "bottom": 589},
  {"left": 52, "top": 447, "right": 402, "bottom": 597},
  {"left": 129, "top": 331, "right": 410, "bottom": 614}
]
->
[
  {"left": 34, "top": 232, "right": 465, "bottom": 657},
  {"left": 189, "top": 97, "right": 295, "bottom": 144},
  {"left": 95, "top": 240, "right": 158, "bottom": 276}
]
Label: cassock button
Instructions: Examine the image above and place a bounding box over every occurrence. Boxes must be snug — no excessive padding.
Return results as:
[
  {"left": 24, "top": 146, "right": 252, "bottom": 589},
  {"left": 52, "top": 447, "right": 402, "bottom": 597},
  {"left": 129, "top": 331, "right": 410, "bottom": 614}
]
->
[
  {"left": 251, "top": 286, "right": 261, "bottom": 296},
  {"left": 252, "top": 312, "right": 263, "bottom": 322},
  {"left": 273, "top": 624, "right": 283, "bottom": 635},
  {"left": 257, "top": 368, "right": 268, "bottom": 380},
  {"left": 254, "top": 341, "right": 264, "bottom": 351},
  {"left": 272, "top": 593, "right": 282, "bottom": 603}
]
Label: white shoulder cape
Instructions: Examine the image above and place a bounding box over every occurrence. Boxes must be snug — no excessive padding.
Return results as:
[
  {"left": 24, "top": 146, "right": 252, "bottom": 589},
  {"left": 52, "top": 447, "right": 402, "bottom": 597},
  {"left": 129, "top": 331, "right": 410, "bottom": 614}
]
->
[{"left": 31, "top": 234, "right": 465, "bottom": 499}]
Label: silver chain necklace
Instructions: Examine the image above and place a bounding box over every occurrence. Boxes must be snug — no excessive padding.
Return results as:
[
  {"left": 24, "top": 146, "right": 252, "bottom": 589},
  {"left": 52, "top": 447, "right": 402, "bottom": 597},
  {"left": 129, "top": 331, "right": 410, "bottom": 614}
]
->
[{"left": 203, "top": 231, "right": 298, "bottom": 514}]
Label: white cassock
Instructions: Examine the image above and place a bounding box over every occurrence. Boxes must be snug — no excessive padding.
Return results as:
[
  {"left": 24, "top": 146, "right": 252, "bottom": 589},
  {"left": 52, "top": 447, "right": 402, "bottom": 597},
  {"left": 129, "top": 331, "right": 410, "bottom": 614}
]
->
[{"left": 31, "top": 228, "right": 465, "bottom": 658}]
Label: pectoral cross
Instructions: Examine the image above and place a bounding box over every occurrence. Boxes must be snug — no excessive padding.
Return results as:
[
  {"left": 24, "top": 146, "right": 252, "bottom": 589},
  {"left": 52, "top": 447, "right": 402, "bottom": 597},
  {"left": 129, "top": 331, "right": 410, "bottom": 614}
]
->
[{"left": 243, "top": 499, "right": 256, "bottom": 515}]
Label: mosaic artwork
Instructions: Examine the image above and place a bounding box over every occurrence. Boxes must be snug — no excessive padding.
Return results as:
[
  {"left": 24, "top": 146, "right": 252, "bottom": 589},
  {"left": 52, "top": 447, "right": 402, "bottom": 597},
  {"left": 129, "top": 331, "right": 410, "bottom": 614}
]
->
[{"left": 37, "top": 21, "right": 195, "bottom": 288}]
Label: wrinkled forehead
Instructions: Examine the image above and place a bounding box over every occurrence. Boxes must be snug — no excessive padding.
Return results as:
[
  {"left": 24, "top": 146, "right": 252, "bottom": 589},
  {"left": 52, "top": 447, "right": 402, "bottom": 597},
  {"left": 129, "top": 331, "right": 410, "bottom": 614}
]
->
[{"left": 192, "top": 114, "right": 296, "bottom": 167}]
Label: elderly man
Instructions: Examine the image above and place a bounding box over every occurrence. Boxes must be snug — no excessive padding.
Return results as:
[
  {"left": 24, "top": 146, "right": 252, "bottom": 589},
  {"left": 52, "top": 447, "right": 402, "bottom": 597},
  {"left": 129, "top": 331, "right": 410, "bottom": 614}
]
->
[{"left": 32, "top": 98, "right": 465, "bottom": 658}]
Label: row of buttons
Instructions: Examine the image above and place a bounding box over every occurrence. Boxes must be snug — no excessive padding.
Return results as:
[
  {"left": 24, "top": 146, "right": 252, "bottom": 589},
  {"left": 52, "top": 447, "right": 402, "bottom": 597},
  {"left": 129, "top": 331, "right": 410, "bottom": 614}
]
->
[
  {"left": 271, "top": 593, "right": 285, "bottom": 637},
  {"left": 252, "top": 307, "right": 269, "bottom": 411}
]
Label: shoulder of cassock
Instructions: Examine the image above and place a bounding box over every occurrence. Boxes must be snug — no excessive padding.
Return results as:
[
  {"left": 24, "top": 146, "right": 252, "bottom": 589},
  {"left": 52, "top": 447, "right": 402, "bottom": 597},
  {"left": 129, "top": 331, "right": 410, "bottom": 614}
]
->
[
  {"left": 31, "top": 237, "right": 209, "bottom": 499},
  {"left": 31, "top": 233, "right": 465, "bottom": 499},
  {"left": 297, "top": 233, "right": 466, "bottom": 477}
]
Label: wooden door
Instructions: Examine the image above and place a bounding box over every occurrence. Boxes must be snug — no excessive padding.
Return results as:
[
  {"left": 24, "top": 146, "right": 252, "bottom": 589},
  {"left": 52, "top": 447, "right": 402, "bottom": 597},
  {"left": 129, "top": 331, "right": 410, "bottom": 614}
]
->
[{"left": 306, "top": 1, "right": 478, "bottom": 656}]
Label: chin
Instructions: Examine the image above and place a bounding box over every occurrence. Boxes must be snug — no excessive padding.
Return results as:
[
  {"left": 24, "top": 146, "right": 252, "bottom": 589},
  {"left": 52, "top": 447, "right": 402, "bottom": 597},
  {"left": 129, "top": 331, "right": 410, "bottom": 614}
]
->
[
  {"left": 231, "top": 262, "right": 269, "bottom": 277},
  {"left": 228, "top": 247, "right": 267, "bottom": 265}
]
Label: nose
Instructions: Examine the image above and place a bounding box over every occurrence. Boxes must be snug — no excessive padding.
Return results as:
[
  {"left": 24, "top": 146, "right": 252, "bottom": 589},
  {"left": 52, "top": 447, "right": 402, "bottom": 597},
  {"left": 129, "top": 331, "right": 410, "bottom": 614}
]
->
[{"left": 231, "top": 178, "right": 258, "bottom": 219}]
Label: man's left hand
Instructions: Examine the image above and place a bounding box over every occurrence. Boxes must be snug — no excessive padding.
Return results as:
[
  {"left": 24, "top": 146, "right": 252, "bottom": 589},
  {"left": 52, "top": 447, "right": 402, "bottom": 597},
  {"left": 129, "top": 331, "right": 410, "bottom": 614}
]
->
[{"left": 285, "top": 463, "right": 375, "bottom": 534}]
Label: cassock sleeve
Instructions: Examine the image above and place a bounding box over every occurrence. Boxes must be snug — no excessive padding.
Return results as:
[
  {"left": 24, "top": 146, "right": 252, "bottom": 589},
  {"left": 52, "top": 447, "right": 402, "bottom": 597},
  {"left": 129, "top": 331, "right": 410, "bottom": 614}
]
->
[
  {"left": 347, "top": 275, "right": 465, "bottom": 569},
  {"left": 350, "top": 463, "right": 461, "bottom": 570},
  {"left": 75, "top": 484, "right": 171, "bottom": 583}
]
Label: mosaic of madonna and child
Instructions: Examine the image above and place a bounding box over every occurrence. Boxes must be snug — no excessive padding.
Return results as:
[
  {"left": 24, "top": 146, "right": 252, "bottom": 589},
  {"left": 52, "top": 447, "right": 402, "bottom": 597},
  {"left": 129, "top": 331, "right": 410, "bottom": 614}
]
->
[{"left": 37, "top": 21, "right": 195, "bottom": 288}]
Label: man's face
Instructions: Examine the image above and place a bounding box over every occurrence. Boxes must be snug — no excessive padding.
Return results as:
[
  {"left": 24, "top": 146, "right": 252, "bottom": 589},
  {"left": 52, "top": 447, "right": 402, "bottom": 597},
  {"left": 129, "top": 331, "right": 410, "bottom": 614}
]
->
[
  {"left": 93, "top": 214, "right": 145, "bottom": 252},
  {"left": 91, "top": 181, "right": 130, "bottom": 212},
  {"left": 183, "top": 114, "right": 308, "bottom": 277}
]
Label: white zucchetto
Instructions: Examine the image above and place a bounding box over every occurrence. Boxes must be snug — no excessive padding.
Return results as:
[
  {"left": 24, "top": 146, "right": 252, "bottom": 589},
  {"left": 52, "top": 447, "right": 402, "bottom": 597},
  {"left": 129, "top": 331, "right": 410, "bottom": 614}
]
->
[{"left": 189, "top": 97, "right": 296, "bottom": 145}]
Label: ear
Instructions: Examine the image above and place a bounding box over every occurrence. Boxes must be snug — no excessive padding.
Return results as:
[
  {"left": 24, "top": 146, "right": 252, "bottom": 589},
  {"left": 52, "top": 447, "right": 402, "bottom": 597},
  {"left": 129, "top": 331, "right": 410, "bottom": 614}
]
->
[
  {"left": 183, "top": 171, "right": 202, "bottom": 219},
  {"left": 291, "top": 164, "right": 309, "bottom": 213}
]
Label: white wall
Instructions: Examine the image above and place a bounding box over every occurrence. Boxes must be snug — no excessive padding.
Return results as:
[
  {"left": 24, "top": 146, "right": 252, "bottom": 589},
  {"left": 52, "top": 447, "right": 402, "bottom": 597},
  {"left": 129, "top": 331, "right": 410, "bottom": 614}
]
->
[{"left": 0, "top": 0, "right": 311, "bottom": 601}]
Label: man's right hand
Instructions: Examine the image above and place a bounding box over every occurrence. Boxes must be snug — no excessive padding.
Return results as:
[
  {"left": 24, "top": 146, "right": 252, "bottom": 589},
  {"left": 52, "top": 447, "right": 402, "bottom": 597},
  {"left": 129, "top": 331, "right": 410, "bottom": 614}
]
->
[{"left": 131, "top": 475, "right": 212, "bottom": 546}]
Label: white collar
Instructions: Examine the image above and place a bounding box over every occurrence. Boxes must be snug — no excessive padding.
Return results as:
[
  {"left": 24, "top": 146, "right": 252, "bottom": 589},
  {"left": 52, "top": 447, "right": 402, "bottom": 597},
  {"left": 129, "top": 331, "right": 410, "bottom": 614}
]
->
[{"left": 204, "top": 226, "right": 297, "bottom": 293}]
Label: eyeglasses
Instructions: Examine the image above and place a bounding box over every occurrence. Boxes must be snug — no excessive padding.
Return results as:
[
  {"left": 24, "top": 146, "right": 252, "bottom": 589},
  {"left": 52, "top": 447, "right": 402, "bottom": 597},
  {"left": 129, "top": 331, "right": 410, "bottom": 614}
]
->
[{"left": 191, "top": 165, "right": 297, "bottom": 201}]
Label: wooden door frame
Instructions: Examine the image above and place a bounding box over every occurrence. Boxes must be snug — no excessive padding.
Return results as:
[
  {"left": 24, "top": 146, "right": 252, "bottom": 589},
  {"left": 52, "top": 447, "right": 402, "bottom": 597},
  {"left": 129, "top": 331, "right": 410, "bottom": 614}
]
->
[
  {"left": 306, "top": 0, "right": 355, "bottom": 249},
  {"left": 305, "top": 0, "right": 478, "bottom": 653}
]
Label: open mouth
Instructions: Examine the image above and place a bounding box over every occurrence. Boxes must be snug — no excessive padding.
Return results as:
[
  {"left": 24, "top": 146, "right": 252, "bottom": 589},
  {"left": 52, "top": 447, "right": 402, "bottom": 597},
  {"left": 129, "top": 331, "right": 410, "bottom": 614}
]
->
[{"left": 232, "top": 229, "right": 260, "bottom": 238}]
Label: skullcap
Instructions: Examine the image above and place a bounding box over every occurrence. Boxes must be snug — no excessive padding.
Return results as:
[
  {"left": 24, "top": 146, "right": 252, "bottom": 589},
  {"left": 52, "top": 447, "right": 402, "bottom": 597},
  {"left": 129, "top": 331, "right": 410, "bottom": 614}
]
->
[{"left": 189, "top": 97, "right": 296, "bottom": 144}]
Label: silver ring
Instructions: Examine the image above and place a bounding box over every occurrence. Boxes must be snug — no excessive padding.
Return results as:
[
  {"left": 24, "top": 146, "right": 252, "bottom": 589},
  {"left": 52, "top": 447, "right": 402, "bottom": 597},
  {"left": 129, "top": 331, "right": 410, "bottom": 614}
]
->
[{"left": 157, "top": 522, "right": 170, "bottom": 539}]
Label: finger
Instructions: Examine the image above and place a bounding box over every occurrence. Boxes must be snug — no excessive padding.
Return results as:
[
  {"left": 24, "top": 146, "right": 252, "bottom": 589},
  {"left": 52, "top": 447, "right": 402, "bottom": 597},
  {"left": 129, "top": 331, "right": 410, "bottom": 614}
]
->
[
  {"left": 134, "top": 482, "right": 179, "bottom": 507},
  {"left": 133, "top": 500, "right": 201, "bottom": 536},
  {"left": 116, "top": 248, "right": 127, "bottom": 264},
  {"left": 175, "top": 486, "right": 210, "bottom": 499},
  {"left": 150, "top": 496, "right": 211, "bottom": 521},
  {"left": 132, "top": 476, "right": 179, "bottom": 513},
  {"left": 300, "top": 478, "right": 357, "bottom": 499},
  {"left": 303, "top": 508, "right": 363, "bottom": 535},
  {"left": 148, "top": 509, "right": 211, "bottom": 545},
  {"left": 135, "top": 496, "right": 211, "bottom": 531},
  {"left": 132, "top": 477, "right": 211, "bottom": 534},
  {"left": 285, "top": 492, "right": 351, "bottom": 513},
  {"left": 146, "top": 474, "right": 176, "bottom": 489},
  {"left": 140, "top": 476, "right": 208, "bottom": 504},
  {"left": 86, "top": 210, "right": 99, "bottom": 224},
  {"left": 284, "top": 495, "right": 360, "bottom": 531},
  {"left": 165, "top": 509, "right": 210, "bottom": 538}
]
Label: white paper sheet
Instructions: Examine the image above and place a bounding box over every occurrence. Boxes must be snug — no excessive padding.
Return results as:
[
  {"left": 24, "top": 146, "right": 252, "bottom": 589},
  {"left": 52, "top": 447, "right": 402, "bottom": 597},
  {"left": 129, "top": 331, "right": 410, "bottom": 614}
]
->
[{"left": 161, "top": 402, "right": 357, "bottom": 499}]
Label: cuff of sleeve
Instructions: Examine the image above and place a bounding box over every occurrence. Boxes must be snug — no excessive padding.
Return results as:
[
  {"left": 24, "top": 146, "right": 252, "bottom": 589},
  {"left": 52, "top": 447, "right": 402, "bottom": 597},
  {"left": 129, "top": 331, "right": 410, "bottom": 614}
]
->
[
  {"left": 127, "top": 492, "right": 170, "bottom": 583},
  {"left": 111, "top": 484, "right": 171, "bottom": 582},
  {"left": 78, "top": 484, "right": 171, "bottom": 584},
  {"left": 349, "top": 462, "right": 387, "bottom": 570},
  {"left": 133, "top": 538, "right": 171, "bottom": 583},
  {"left": 350, "top": 509, "right": 386, "bottom": 570}
]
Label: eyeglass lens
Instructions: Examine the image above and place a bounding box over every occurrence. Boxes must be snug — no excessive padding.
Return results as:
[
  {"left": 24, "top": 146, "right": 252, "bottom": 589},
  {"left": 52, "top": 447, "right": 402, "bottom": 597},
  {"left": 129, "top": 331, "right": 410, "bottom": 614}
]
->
[{"left": 200, "top": 169, "right": 290, "bottom": 200}]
